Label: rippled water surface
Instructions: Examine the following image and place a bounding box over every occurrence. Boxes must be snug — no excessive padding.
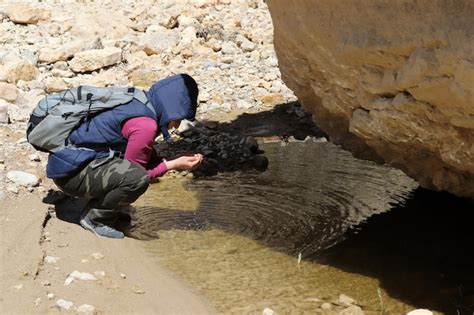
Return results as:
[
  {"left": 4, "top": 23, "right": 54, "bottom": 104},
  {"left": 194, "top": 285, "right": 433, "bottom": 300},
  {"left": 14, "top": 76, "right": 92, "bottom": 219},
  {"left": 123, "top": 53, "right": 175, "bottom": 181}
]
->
[
  {"left": 134, "top": 141, "right": 417, "bottom": 254},
  {"left": 130, "top": 141, "right": 429, "bottom": 313}
]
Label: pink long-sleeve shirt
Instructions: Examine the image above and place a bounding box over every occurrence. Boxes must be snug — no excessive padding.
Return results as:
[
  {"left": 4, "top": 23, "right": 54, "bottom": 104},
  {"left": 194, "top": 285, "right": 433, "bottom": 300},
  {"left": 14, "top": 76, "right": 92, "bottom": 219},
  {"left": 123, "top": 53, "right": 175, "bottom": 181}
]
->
[{"left": 121, "top": 116, "right": 168, "bottom": 179}]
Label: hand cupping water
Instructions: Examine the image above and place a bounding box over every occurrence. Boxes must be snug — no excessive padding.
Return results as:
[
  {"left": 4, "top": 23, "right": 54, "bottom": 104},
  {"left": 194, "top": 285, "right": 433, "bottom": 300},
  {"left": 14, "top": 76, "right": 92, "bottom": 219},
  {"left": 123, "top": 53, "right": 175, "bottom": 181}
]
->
[{"left": 164, "top": 154, "right": 204, "bottom": 171}]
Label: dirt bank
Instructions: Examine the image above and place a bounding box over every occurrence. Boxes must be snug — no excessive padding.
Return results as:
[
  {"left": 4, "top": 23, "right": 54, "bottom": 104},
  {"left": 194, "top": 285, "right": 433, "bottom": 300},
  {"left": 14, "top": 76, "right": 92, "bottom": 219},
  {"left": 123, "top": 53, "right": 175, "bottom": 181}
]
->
[{"left": 0, "top": 193, "right": 215, "bottom": 314}]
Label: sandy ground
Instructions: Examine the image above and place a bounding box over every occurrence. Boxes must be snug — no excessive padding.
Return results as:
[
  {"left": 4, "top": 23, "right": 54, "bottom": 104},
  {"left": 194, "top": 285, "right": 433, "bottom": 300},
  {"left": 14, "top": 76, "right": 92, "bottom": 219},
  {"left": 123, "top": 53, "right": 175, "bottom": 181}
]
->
[{"left": 0, "top": 192, "right": 216, "bottom": 314}]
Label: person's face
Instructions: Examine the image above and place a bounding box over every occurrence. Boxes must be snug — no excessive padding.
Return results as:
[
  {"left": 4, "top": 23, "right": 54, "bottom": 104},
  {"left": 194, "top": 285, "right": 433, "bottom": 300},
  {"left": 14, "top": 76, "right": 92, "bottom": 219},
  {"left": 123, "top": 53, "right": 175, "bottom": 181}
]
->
[{"left": 167, "top": 120, "right": 181, "bottom": 130}]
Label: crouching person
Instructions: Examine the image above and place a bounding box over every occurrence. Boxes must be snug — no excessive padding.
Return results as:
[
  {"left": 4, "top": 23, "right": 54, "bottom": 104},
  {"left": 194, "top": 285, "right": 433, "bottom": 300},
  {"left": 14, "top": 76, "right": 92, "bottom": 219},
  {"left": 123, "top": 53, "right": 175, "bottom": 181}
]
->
[{"left": 46, "top": 74, "right": 203, "bottom": 238}]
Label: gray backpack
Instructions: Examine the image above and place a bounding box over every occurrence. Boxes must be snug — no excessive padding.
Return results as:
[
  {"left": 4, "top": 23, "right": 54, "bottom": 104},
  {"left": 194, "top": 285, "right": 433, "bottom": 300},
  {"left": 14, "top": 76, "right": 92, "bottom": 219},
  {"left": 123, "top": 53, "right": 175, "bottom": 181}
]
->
[{"left": 26, "top": 85, "right": 155, "bottom": 153}]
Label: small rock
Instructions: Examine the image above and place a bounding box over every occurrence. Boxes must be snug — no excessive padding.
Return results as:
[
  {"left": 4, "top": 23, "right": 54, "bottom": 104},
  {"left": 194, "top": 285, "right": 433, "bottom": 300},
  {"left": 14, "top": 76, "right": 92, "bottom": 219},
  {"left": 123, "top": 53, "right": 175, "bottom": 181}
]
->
[
  {"left": 120, "top": 273, "right": 126, "bottom": 279},
  {"left": 56, "top": 299, "right": 73, "bottom": 310},
  {"left": 76, "top": 304, "right": 96, "bottom": 315},
  {"left": 81, "top": 259, "right": 89, "bottom": 263},
  {"left": 339, "top": 305, "right": 364, "bottom": 315},
  {"left": 69, "top": 271, "right": 97, "bottom": 281},
  {"left": 0, "top": 82, "right": 18, "bottom": 102},
  {"left": 42, "top": 280, "right": 51, "bottom": 286},
  {"left": 91, "top": 252, "right": 104, "bottom": 260},
  {"left": 44, "top": 256, "right": 59, "bottom": 264},
  {"left": 47, "top": 293, "right": 55, "bottom": 300},
  {"left": 338, "top": 294, "right": 356, "bottom": 306},
  {"left": 221, "top": 42, "right": 239, "bottom": 55},
  {"left": 64, "top": 277, "right": 75, "bottom": 286},
  {"left": 262, "top": 307, "right": 274, "bottom": 315},
  {"left": 6, "top": 5, "right": 51, "bottom": 24},
  {"left": 34, "top": 297, "right": 41, "bottom": 306},
  {"left": 407, "top": 310, "right": 434, "bottom": 315},
  {"left": 239, "top": 37, "right": 257, "bottom": 52},
  {"left": 6, "top": 171, "right": 39, "bottom": 187},
  {"left": 131, "top": 285, "right": 145, "bottom": 294},
  {"left": 13, "top": 284, "right": 23, "bottom": 290},
  {"left": 321, "top": 302, "right": 332, "bottom": 310},
  {"left": 69, "top": 48, "right": 122, "bottom": 73}
]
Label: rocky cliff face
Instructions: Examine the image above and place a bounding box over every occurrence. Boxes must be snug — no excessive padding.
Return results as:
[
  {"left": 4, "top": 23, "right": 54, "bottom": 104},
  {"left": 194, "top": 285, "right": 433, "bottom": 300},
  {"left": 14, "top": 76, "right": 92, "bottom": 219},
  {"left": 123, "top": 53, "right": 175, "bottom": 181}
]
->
[{"left": 267, "top": 1, "right": 474, "bottom": 198}]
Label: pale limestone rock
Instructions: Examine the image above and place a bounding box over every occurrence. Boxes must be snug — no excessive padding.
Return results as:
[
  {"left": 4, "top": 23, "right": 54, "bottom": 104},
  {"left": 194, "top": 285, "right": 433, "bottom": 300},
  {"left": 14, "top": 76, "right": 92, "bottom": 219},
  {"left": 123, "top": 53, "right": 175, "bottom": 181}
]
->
[
  {"left": 2, "top": 61, "right": 39, "bottom": 84},
  {"left": 38, "top": 39, "right": 100, "bottom": 65},
  {"left": 267, "top": 1, "right": 474, "bottom": 197},
  {"left": 68, "top": 11, "right": 132, "bottom": 40},
  {"left": 6, "top": 5, "right": 50, "bottom": 25},
  {"left": 140, "top": 26, "right": 180, "bottom": 55},
  {"left": 68, "top": 271, "right": 97, "bottom": 281},
  {"left": 0, "top": 82, "right": 18, "bottom": 102},
  {"left": 6, "top": 171, "right": 39, "bottom": 187},
  {"left": 44, "top": 256, "right": 59, "bottom": 264},
  {"left": 44, "top": 77, "right": 69, "bottom": 93},
  {"left": 69, "top": 48, "right": 122, "bottom": 73},
  {"left": 56, "top": 299, "right": 73, "bottom": 310}
]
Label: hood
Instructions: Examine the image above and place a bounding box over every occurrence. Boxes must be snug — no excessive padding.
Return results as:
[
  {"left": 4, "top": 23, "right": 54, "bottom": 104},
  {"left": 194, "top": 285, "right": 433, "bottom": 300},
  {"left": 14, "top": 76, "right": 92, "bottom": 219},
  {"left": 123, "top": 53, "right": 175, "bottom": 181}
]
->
[{"left": 147, "top": 73, "right": 198, "bottom": 140}]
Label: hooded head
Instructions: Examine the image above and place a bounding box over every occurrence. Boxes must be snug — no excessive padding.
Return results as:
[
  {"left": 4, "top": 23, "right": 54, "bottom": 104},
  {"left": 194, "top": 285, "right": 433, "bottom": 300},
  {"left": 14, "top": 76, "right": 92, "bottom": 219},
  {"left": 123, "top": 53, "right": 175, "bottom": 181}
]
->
[{"left": 147, "top": 73, "right": 198, "bottom": 140}]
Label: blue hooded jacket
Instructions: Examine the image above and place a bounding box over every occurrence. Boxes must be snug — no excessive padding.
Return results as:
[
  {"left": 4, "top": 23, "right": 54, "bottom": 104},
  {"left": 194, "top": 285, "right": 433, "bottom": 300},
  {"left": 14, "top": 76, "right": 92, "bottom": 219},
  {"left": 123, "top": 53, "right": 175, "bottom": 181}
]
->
[{"left": 46, "top": 74, "right": 198, "bottom": 179}]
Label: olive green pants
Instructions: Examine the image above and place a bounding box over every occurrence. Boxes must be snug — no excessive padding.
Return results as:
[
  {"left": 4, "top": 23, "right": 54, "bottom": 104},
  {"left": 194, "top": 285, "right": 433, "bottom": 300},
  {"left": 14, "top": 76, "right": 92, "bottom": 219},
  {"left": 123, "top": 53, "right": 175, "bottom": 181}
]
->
[{"left": 54, "top": 157, "right": 150, "bottom": 224}]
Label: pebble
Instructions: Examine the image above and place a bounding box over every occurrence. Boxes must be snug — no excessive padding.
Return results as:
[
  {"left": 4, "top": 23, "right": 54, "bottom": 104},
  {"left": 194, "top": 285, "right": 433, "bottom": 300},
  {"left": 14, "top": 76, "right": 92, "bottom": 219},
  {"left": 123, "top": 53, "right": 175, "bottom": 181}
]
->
[
  {"left": 65, "top": 271, "right": 97, "bottom": 285},
  {"left": 6, "top": 171, "right": 39, "bottom": 187},
  {"left": 56, "top": 299, "right": 73, "bottom": 310},
  {"left": 64, "top": 277, "right": 75, "bottom": 286},
  {"left": 13, "top": 284, "right": 23, "bottom": 290},
  {"left": 131, "top": 285, "right": 145, "bottom": 294},
  {"left": 90, "top": 252, "right": 104, "bottom": 260},
  {"left": 34, "top": 297, "right": 41, "bottom": 306},
  {"left": 262, "top": 307, "right": 274, "bottom": 315},
  {"left": 44, "top": 256, "right": 59, "bottom": 264},
  {"left": 321, "top": 302, "right": 332, "bottom": 310},
  {"left": 120, "top": 273, "right": 127, "bottom": 279},
  {"left": 47, "top": 293, "right": 55, "bottom": 300},
  {"left": 70, "top": 271, "right": 97, "bottom": 281},
  {"left": 338, "top": 294, "right": 356, "bottom": 306},
  {"left": 42, "top": 280, "right": 51, "bottom": 286},
  {"left": 76, "top": 304, "right": 96, "bottom": 315}
]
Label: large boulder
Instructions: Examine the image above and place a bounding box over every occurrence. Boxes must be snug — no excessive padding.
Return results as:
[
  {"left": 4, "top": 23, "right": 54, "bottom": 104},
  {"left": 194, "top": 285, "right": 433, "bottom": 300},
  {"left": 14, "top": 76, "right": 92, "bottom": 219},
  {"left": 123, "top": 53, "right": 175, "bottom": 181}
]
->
[{"left": 267, "top": 1, "right": 474, "bottom": 198}]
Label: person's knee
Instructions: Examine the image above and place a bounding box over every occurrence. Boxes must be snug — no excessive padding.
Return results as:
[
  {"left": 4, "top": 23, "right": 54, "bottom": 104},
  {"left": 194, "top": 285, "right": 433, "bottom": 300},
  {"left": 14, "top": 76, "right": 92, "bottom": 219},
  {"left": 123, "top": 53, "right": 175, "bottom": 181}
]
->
[{"left": 122, "top": 165, "right": 150, "bottom": 195}]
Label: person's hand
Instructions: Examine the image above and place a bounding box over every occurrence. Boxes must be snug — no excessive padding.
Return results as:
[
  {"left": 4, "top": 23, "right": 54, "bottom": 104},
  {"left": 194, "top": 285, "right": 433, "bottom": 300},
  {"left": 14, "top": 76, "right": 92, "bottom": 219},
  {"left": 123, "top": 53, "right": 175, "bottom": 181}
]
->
[{"left": 165, "top": 154, "right": 203, "bottom": 171}]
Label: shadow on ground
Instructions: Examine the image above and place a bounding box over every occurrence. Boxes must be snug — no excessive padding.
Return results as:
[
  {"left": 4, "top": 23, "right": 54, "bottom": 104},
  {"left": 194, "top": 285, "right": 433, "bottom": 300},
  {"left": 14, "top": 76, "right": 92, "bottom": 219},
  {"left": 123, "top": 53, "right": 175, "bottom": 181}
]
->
[{"left": 315, "top": 188, "right": 474, "bottom": 314}]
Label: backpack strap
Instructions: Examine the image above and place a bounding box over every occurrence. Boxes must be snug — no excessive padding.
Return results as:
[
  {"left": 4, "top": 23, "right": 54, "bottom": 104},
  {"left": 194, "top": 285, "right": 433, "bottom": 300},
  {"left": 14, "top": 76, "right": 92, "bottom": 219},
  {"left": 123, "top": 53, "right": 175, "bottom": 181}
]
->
[{"left": 131, "top": 87, "right": 157, "bottom": 117}]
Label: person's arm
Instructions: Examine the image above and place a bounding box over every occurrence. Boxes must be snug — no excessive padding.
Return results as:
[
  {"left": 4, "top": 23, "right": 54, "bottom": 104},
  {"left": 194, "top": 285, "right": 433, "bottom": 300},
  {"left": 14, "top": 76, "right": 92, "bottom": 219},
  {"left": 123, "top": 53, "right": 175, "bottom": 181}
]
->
[
  {"left": 122, "top": 117, "right": 204, "bottom": 180},
  {"left": 122, "top": 117, "right": 168, "bottom": 179}
]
